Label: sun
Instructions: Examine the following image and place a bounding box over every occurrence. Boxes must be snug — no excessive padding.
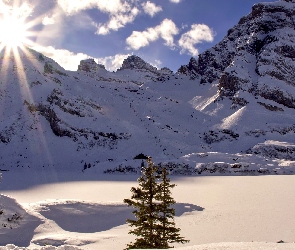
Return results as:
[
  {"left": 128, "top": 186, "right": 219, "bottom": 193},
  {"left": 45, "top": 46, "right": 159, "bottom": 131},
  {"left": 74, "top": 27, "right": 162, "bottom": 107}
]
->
[{"left": 0, "top": 15, "right": 29, "bottom": 49}]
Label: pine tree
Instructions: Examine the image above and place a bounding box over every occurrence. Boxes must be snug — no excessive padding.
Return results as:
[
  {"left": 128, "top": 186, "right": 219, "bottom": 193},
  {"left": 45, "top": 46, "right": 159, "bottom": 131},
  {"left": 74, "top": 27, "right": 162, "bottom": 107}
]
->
[
  {"left": 124, "top": 157, "right": 189, "bottom": 249},
  {"left": 124, "top": 157, "right": 161, "bottom": 249},
  {"left": 156, "top": 167, "right": 189, "bottom": 248}
]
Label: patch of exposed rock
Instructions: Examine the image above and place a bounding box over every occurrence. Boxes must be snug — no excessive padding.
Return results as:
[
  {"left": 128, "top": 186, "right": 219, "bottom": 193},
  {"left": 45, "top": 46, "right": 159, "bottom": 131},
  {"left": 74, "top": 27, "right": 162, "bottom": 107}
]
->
[
  {"left": 78, "top": 59, "right": 106, "bottom": 73},
  {"left": 177, "top": 57, "right": 199, "bottom": 80},
  {"left": 247, "top": 140, "right": 295, "bottom": 160},
  {"left": 24, "top": 100, "right": 131, "bottom": 150},
  {"left": 118, "top": 55, "right": 158, "bottom": 73}
]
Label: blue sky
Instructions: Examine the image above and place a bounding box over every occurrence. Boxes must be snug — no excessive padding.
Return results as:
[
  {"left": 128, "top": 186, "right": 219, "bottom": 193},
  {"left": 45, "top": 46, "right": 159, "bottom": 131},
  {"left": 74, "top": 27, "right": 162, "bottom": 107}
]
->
[{"left": 0, "top": 0, "right": 277, "bottom": 72}]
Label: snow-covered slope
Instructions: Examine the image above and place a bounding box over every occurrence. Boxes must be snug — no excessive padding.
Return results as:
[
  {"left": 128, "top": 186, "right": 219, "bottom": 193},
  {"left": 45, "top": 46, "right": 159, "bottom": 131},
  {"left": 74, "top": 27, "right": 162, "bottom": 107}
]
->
[
  {"left": 0, "top": 195, "right": 42, "bottom": 246},
  {"left": 0, "top": 49, "right": 204, "bottom": 172},
  {"left": 1, "top": 0, "right": 295, "bottom": 175}
]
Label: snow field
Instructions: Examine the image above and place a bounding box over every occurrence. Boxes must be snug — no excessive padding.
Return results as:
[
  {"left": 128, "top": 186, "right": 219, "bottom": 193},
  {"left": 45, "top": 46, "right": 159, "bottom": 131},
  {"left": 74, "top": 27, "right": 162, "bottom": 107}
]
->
[{"left": 1, "top": 174, "right": 295, "bottom": 249}]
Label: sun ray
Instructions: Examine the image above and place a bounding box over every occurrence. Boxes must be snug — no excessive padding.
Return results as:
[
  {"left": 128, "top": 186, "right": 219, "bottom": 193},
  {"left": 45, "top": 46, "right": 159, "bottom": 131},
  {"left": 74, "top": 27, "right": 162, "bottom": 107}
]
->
[
  {"left": 0, "top": 1, "right": 55, "bottom": 169},
  {"left": 11, "top": 46, "right": 54, "bottom": 167}
]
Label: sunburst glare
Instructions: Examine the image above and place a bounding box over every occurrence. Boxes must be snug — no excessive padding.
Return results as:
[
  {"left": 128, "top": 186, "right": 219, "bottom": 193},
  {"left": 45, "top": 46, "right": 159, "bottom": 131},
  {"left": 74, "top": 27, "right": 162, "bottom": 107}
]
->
[
  {"left": 0, "top": 0, "right": 41, "bottom": 55},
  {"left": 0, "top": 1, "right": 53, "bottom": 169},
  {"left": 0, "top": 15, "right": 28, "bottom": 49}
]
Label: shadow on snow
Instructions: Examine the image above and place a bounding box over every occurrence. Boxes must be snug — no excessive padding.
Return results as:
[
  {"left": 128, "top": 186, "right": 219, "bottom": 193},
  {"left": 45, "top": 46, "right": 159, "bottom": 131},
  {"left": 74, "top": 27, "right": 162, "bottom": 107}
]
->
[{"left": 38, "top": 202, "right": 203, "bottom": 233}]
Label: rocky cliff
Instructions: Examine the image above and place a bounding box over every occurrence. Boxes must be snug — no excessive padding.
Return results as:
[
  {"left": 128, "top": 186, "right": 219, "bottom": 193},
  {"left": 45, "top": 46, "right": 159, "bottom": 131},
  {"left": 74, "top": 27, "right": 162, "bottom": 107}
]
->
[{"left": 179, "top": 0, "right": 295, "bottom": 109}]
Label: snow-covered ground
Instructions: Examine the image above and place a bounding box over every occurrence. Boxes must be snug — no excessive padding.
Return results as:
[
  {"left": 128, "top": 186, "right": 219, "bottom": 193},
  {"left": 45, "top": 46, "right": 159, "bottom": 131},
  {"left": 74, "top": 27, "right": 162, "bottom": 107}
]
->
[
  {"left": 1, "top": 172, "right": 295, "bottom": 249},
  {"left": 1, "top": 1, "right": 295, "bottom": 248}
]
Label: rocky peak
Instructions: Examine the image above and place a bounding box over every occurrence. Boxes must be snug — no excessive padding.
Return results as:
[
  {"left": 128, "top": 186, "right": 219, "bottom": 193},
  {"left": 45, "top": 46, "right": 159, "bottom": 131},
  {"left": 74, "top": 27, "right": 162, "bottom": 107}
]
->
[
  {"left": 177, "top": 57, "right": 199, "bottom": 80},
  {"left": 178, "top": 0, "right": 295, "bottom": 109},
  {"left": 78, "top": 59, "right": 105, "bottom": 73},
  {"left": 159, "top": 67, "right": 173, "bottom": 74},
  {"left": 118, "top": 55, "right": 157, "bottom": 73}
]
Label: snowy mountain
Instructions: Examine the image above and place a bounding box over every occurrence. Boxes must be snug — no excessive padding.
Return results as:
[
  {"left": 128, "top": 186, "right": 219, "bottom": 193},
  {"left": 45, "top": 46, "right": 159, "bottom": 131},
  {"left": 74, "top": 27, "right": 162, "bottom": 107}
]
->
[{"left": 1, "top": 0, "right": 295, "bottom": 175}]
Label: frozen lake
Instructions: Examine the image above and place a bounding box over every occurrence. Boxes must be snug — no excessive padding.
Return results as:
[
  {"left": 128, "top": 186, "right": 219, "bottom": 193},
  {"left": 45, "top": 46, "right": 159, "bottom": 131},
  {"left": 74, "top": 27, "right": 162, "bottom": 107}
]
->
[{"left": 1, "top": 174, "right": 295, "bottom": 249}]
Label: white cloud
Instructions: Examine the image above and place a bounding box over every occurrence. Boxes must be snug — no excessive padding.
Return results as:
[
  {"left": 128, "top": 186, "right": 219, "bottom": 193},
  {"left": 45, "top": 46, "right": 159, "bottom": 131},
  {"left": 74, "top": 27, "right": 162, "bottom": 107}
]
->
[
  {"left": 169, "top": 0, "right": 182, "bottom": 3},
  {"left": 178, "top": 24, "right": 214, "bottom": 56},
  {"left": 57, "top": 0, "right": 140, "bottom": 35},
  {"left": 126, "top": 18, "right": 179, "bottom": 50},
  {"left": 181, "top": 23, "right": 188, "bottom": 29},
  {"left": 152, "top": 59, "right": 162, "bottom": 69},
  {"left": 0, "top": 1, "right": 33, "bottom": 18},
  {"left": 141, "top": 1, "right": 162, "bottom": 17},
  {"left": 160, "top": 19, "right": 179, "bottom": 47},
  {"left": 32, "top": 45, "right": 90, "bottom": 71},
  {"left": 17, "top": 2, "right": 33, "bottom": 18},
  {"left": 42, "top": 15, "right": 56, "bottom": 25},
  {"left": 0, "top": 2, "right": 11, "bottom": 14},
  {"left": 126, "top": 30, "right": 157, "bottom": 50},
  {"left": 57, "top": 0, "right": 130, "bottom": 15},
  {"left": 96, "top": 54, "right": 130, "bottom": 71},
  {"left": 32, "top": 45, "right": 129, "bottom": 72},
  {"left": 96, "top": 7, "right": 139, "bottom": 35}
]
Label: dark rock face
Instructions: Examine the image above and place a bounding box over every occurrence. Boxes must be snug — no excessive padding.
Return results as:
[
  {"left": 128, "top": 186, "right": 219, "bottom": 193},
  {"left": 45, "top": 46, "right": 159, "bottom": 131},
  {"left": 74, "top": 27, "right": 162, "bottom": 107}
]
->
[
  {"left": 219, "top": 73, "right": 241, "bottom": 96},
  {"left": 247, "top": 141, "right": 295, "bottom": 160},
  {"left": 24, "top": 100, "right": 131, "bottom": 149},
  {"left": 118, "top": 55, "right": 175, "bottom": 82},
  {"left": 118, "top": 55, "right": 157, "bottom": 73},
  {"left": 203, "top": 129, "right": 239, "bottom": 144},
  {"left": 197, "top": 48, "right": 235, "bottom": 84},
  {"left": 256, "top": 88, "right": 295, "bottom": 109},
  {"left": 78, "top": 59, "right": 105, "bottom": 73},
  {"left": 178, "top": 0, "right": 295, "bottom": 109},
  {"left": 177, "top": 45, "right": 235, "bottom": 84},
  {"left": 160, "top": 67, "right": 173, "bottom": 74},
  {"left": 177, "top": 57, "right": 199, "bottom": 80}
]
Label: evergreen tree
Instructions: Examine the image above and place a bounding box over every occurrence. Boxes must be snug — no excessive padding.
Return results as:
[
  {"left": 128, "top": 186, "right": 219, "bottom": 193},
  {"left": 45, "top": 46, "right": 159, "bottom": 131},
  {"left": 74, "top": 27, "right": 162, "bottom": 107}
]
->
[
  {"left": 124, "top": 157, "right": 161, "bottom": 249},
  {"left": 156, "top": 167, "right": 189, "bottom": 248},
  {"left": 124, "top": 157, "right": 189, "bottom": 249}
]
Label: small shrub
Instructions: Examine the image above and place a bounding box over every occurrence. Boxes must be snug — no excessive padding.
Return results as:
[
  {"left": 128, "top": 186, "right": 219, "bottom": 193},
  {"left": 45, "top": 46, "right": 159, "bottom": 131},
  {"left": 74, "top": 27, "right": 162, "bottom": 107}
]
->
[
  {"left": 133, "top": 153, "right": 148, "bottom": 159},
  {"left": 44, "top": 62, "right": 53, "bottom": 74}
]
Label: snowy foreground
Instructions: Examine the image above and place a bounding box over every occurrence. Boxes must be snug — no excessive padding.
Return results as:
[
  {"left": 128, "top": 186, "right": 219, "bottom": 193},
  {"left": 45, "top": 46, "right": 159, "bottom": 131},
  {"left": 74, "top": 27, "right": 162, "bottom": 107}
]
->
[{"left": 1, "top": 173, "right": 295, "bottom": 249}]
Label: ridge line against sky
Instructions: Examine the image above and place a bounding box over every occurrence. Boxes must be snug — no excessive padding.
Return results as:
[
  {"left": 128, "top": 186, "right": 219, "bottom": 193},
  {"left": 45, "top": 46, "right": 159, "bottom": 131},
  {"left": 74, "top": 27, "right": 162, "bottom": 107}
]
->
[{"left": 0, "top": 0, "right": 277, "bottom": 72}]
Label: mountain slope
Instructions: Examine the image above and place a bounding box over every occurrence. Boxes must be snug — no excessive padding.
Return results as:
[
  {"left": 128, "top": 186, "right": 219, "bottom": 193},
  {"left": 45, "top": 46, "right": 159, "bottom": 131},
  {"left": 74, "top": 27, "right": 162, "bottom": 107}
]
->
[
  {"left": 0, "top": 49, "right": 206, "bottom": 172},
  {"left": 176, "top": 0, "right": 295, "bottom": 172},
  {"left": 0, "top": 0, "right": 295, "bottom": 174}
]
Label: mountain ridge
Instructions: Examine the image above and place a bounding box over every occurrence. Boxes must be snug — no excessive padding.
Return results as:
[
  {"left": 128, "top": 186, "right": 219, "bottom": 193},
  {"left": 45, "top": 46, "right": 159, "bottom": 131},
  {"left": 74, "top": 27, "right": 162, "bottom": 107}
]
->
[{"left": 0, "top": 0, "right": 295, "bottom": 175}]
